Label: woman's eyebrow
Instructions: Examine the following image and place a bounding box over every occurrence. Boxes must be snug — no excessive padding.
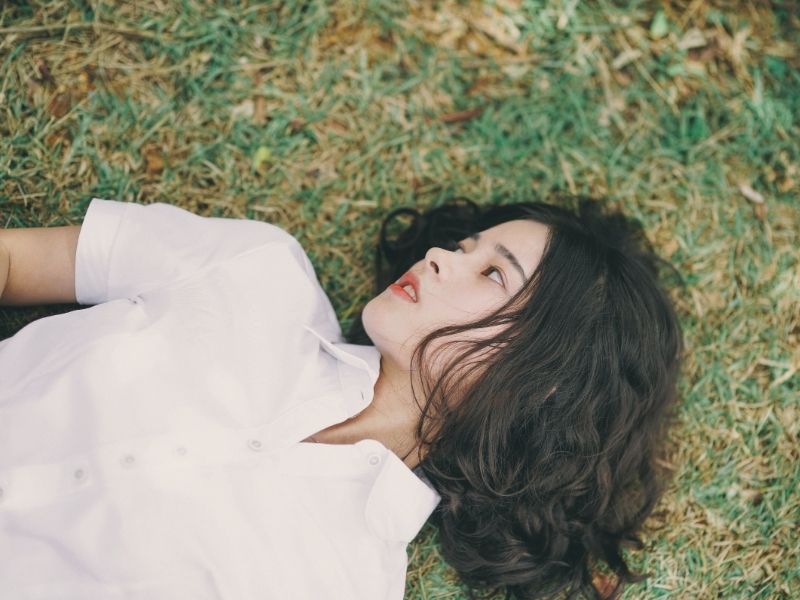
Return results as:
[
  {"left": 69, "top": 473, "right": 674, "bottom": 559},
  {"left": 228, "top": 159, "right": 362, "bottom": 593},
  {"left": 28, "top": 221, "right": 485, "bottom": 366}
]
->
[{"left": 469, "top": 232, "right": 526, "bottom": 281}]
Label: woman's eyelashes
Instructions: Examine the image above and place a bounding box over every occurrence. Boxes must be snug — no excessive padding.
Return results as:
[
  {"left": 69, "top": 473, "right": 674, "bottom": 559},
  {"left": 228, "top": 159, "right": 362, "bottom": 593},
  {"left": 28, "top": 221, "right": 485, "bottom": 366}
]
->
[{"left": 445, "top": 240, "right": 506, "bottom": 288}]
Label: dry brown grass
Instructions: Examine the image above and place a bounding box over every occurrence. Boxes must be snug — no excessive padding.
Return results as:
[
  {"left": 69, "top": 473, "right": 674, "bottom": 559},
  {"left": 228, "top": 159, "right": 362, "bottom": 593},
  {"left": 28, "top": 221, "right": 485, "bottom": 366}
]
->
[{"left": 1, "top": 1, "right": 798, "bottom": 598}]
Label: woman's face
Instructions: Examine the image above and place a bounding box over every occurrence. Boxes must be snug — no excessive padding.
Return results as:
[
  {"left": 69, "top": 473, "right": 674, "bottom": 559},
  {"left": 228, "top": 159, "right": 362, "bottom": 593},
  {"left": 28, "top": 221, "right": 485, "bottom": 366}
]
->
[{"left": 362, "top": 218, "right": 550, "bottom": 373}]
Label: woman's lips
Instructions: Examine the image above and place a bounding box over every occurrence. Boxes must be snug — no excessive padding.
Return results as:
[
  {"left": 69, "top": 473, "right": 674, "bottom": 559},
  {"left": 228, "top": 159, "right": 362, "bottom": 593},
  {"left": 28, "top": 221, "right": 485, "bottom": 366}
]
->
[
  {"left": 389, "top": 271, "right": 420, "bottom": 303},
  {"left": 388, "top": 284, "right": 415, "bottom": 302}
]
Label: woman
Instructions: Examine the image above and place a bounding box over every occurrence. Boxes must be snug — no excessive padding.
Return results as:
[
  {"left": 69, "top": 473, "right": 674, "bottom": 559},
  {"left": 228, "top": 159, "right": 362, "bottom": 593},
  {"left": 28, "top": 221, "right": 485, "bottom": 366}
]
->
[{"left": 0, "top": 195, "right": 682, "bottom": 599}]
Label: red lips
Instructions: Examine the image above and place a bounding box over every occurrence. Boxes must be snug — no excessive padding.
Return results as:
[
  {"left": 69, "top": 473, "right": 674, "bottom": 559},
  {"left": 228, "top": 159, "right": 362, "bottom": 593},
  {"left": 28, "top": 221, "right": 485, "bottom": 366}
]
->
[{"left": 394, "top": 270, "right": 420, "bottom": 302}]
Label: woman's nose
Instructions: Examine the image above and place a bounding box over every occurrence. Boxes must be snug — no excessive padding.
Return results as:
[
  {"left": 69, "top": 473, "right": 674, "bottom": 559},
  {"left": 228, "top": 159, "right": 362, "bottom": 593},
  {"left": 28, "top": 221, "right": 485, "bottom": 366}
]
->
[{"left": 425, "top": 245, "right": 454, "bottom": 277}]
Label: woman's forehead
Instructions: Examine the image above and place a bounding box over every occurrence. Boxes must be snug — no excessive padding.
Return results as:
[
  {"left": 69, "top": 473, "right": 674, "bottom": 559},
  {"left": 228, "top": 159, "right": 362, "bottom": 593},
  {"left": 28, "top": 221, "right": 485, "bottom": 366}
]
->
[{"left": 481, "top": 218, "right": 547, "bottom": 237}]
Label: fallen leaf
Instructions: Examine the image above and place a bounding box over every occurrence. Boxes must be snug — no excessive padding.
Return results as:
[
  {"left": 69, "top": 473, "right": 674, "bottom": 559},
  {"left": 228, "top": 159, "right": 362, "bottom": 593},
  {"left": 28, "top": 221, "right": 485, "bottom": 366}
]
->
[
  {"left": 591, "top": 572, "right": 618, "bottom": 599},
  {"left": 738, "top": 182, "right": 765, "bottom": 204},
  {"left": 677, "top": 28, "right": 707, "bottom": 50},
  {"left": 47, "top": 90, "right": 72, "bottom": 118},
  {"left": 253, "top": 96, "right": 266, "bottom": 125},
  {"left": 142, "top": 146, "right": 165, "bottom": 175},
  {"left": 253, "top": 146, "right": 271, "bottom": 171},
  {"left": 45, "top": 130, "right": 71, "bottom": 149},
  {"left": 649, "top": 11, "right": 669, "bottom": 39}
]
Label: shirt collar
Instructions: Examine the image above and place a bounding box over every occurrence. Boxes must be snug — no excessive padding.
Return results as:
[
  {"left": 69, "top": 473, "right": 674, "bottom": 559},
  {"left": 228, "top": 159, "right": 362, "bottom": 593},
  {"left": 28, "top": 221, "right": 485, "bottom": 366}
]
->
[
  {"left": 302, "top": 326, "right": 441, "bottom": 542},
  {"left": 303, "top": 325, "right": 381, "bottom": 411},
  {"left": 357, "top": 439, "right": 441, "bottom": 543},
  {"left": 280, "top": 439, "right": 441, "bottom": 544}
]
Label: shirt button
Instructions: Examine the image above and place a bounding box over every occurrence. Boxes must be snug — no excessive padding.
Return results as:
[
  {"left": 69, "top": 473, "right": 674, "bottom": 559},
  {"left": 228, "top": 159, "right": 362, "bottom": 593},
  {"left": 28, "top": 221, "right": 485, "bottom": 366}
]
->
[
  {"left": 74, "top": 468, "right": 87, "bottom": 482},
  {"left": 175, "top": 446, "right": 188, "bottom": 457},
  {"left": 121, "top": 454, "right": 136, "bottom": 468},
  {"left": 0, "top": 486, "right": 4, "bottom": 501},
  {"left": 368, "top": 454, "right": 381, "bottom": 466},
  {"left": 247, "top": 439, "right": 263, "bottom": 452}
]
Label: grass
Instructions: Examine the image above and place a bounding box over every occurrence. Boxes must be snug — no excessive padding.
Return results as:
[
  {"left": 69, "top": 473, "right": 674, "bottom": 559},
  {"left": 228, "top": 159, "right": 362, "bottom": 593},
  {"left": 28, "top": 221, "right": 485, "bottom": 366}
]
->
[{"left": 1, "top": 1, "right": 798, "bottom": 598}]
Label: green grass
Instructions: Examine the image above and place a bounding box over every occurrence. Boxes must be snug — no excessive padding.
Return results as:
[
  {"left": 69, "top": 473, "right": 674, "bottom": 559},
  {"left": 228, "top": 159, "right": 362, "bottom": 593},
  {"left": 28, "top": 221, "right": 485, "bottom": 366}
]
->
[{"left": 1, "top": 1, "right": 798, "bottom": 598}]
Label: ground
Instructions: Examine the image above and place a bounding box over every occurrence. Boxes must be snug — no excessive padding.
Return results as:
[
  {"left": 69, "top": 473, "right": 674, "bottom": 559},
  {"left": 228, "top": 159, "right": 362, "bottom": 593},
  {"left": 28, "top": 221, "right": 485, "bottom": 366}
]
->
[{"left": 0, "top": 1, "right": 798, "bottom": 598}]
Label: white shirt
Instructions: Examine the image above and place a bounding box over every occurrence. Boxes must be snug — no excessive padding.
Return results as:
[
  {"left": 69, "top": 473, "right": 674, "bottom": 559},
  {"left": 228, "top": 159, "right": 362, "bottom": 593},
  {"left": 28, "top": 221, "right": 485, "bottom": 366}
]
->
[{"left": 0, "top": 198, "right": 440, "bottom": 599}]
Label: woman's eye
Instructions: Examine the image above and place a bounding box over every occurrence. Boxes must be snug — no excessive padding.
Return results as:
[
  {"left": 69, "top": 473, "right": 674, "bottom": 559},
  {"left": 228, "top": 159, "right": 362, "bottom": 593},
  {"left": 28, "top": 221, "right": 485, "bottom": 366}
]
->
[
  {"left": 446, "top": 240, "right": 505, "bottom": 288},
  {"left": 485, "top": 267, "right": 504, "bottom": 286}
]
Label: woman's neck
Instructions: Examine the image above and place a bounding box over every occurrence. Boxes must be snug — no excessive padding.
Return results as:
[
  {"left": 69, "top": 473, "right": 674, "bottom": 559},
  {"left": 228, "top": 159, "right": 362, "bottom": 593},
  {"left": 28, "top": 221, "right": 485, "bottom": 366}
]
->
[{"left": 303, "top": 355, "right": 425, "bottom": 469}]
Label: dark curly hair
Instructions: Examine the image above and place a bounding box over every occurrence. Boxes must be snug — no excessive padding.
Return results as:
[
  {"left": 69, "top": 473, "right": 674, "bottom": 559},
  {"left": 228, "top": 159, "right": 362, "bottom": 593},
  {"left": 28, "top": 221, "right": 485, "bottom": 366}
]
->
[{"left": 346, "top": 196, "right": 683, "bottom": 600}]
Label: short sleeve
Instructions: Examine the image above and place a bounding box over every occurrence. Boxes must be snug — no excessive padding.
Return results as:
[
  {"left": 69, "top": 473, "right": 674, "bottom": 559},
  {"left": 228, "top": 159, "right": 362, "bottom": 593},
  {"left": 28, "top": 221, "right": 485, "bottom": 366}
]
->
[{"left": 75, "top": 198, "right": 304, "bottom": 305}]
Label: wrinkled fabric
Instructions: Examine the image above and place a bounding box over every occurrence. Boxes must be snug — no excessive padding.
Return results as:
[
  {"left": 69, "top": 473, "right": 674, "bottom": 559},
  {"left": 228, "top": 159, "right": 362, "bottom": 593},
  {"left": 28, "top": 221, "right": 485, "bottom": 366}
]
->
[{"left": 0, "top": 199, "right": 440, "bottom": 599}]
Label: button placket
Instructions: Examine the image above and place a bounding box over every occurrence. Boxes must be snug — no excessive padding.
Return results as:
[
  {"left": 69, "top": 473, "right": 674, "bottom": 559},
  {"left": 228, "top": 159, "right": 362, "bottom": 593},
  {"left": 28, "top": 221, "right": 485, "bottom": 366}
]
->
[{"left": 354, "top": 438, "right": 387, "bottom": 470}]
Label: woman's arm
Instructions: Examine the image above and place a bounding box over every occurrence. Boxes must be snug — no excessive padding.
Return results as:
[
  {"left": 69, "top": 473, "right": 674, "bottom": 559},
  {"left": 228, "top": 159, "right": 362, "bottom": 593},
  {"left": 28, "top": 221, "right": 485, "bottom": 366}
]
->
[
  {"left": 0, "top": 240, "right": 9, "bottom": 301},
  {"left": 0, "top": 225, "right": 82, "bottom": 306}
]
